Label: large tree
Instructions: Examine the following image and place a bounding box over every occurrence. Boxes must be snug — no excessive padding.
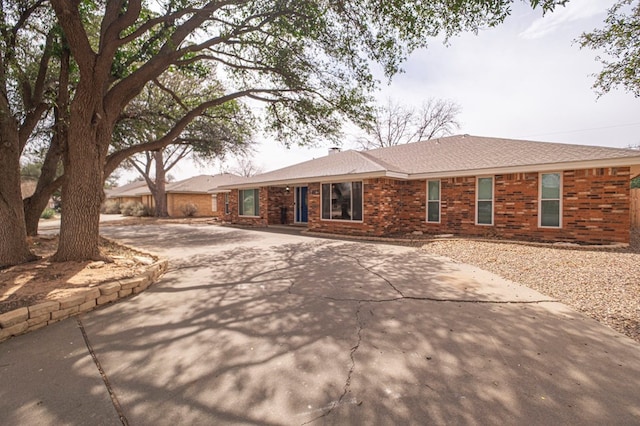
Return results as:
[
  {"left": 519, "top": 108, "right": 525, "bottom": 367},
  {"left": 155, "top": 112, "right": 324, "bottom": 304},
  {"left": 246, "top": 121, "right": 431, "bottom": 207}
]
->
[
  {"left": 1, "top": 0, "right": 568, "bottom": 266},
  {"left": 357, "top": 98, "right": 462, "bottom": 149},
  {"left": 578, "top": 0, "right": 640, "bottom": 97},
  {"left": 0, "top": 0, "right": 57, "bottom": 267},
  {"left": 114, "top": 72, "right": 253, "bottom": 217}
]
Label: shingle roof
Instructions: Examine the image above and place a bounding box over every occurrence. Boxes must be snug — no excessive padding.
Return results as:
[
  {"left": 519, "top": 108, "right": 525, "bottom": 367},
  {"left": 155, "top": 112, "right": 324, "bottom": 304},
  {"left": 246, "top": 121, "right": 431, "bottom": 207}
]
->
[
  {"left": 105, "top": 180, "right": 148, "bottom": 198},
  {"left": 367, "top": 135, "right": 640, "bottom": 174},
  {"left": 225, "top": 135, "right": 640, "bottom": 188},
  {"left": 165, "top": 173, "right": 245, "bottom": 193}
]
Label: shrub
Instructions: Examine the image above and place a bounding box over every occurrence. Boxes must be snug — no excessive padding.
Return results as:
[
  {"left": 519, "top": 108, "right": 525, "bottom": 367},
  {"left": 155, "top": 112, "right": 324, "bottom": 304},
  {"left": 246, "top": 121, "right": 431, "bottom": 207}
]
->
[
  {"left": 101, "top": 199, "right": 121, "bottom": 214},
  {"left": 131, "top": 202, "right": 152, "bottom": 217},
  {"left": 120, "top": 201, "right": 152, "bottom": 217},
  {"left": 40, "top": 208, "right": 56, "bottom": 219},
  {"left": 180, "top": 202, "right": 198, "bottom": 217}
]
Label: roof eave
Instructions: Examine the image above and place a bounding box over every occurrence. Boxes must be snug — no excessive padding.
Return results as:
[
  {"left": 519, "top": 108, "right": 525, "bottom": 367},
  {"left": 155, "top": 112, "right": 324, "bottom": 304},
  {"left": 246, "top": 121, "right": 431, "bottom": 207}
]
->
[
  {"left": 409, "top": 157, "right": 640, "bottom": 179},
  {"left": 218, "top": 170, "right": 407, "bottom": 189}
]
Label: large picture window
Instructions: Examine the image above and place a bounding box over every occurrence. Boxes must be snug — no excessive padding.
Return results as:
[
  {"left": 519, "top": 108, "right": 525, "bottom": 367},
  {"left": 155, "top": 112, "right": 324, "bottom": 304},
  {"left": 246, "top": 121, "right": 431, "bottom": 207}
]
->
[
  {"left": 427, "top": 180, "right": 440, "bottom": 223},
  {"left": 239, "top": 188, "right": 259, "bottom": 216},
  {"left": 321, "top": 182, "right": 363, "bottom": 221},
  {"left": 540, "top": 173, "right": 561, "bottom": 227},
  {"left": 476, "top": 177, "right": 493, "bottom": 225}
]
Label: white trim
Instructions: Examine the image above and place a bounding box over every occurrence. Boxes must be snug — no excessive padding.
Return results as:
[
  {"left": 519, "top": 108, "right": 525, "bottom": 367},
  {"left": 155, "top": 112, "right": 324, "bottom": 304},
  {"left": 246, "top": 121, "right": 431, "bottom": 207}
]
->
[
  {"left": 294, "top": 186, "right": 309, "bottom": 224},
  {"left": 426, "top": 179, "right": 441, "bottom": 223},
  {"left": 538, "top": 172, "right": 563, "bottom": 228},
  {"left": 475, "top": 176, "right": 494, "bottom": 226},
  {"left": 211, "top": 194, "right": 217, "bottom": 212},
  {"left": 320, "top": 181, "right": 364, "bottom": 222},
  {"left": 238, "top": 188, "right": 260, "bottom": 217},
  {"left": 218, "top": 157, "right": 640, "bottom": 190},
  {"left": 410, "top": 157, "right": 640, "bottom": 180}
]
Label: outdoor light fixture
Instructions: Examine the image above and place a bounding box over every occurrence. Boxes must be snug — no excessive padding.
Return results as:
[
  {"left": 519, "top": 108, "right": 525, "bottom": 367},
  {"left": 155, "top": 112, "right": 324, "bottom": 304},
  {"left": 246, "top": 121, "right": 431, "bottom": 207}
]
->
[{"left": 285, "top": 185, "right": 290, "bottom": 193}]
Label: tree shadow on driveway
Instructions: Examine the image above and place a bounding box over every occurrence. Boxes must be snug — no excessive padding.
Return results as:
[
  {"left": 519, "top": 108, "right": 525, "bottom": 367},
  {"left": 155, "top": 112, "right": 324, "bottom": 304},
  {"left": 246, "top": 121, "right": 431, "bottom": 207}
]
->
[{"left": 84, "top": 228, "right": 640, "bottom": 425}]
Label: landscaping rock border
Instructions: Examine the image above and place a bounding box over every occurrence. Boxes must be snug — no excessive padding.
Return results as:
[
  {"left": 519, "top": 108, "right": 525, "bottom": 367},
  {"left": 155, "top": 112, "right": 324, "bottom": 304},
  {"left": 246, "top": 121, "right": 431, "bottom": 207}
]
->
[{"left": 0, "top": 258, "right": 168, "bottom": 343}]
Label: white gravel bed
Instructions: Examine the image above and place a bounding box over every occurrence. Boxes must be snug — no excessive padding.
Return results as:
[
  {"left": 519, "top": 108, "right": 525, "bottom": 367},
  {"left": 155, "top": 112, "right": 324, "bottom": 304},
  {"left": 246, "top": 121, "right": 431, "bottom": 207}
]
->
[{"left": 421, "top": 231, "right": 640, "bottom": 343}]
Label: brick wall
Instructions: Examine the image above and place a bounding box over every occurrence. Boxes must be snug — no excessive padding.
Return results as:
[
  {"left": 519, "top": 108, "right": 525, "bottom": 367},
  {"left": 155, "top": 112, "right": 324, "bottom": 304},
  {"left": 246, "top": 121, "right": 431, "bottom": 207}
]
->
[
  {"left": 305, "top": 168, "right": 631, "bottom": 244},
  {"left": 167, "top": 193, "right": 215, "bottom": 217},
  {"left": 224, "top": 188, "right": 269, "bottom": 226},
  {"left": 267, "top": 187, "right": 295, "bottom": 224}
]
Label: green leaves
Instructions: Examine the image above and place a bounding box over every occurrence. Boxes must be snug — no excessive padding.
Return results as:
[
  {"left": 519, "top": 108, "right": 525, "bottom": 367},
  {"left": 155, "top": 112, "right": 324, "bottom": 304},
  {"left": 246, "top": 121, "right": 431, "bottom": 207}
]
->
[{"left": 578, "top": 0, "right": 640, "bottom": 97}]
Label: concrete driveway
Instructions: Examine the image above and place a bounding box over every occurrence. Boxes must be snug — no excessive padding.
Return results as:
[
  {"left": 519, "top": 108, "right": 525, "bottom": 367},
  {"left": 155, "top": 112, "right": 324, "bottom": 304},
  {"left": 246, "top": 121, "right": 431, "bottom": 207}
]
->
[{"left": 2, "top": 224, "right": 640, "bottom": 425}]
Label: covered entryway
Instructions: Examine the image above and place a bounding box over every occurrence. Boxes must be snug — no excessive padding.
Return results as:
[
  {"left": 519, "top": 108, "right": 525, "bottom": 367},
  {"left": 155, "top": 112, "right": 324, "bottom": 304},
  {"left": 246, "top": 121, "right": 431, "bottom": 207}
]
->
[{"left": 294, "top": 186, "right": 308, "bottom": 223}]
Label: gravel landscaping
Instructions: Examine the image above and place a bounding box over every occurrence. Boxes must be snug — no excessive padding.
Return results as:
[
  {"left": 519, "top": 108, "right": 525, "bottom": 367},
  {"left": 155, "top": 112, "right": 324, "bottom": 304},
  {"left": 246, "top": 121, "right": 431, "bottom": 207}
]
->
[{"left": 421, "top": 230, "right": 640, "bottom": 344}]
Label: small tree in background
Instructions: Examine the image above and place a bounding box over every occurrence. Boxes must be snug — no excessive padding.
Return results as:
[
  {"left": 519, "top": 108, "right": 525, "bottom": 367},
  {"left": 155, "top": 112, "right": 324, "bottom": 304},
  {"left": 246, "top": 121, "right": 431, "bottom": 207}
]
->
[{"left": 356, "top": 98, "right": 461, "bottom": 150}]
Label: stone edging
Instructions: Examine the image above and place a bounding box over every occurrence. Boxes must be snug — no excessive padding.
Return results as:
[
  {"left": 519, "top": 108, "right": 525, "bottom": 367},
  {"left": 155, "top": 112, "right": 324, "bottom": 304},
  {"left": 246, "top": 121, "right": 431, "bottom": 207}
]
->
[{"left": 0, "top": 258, "right": 168, "bottom": 343}]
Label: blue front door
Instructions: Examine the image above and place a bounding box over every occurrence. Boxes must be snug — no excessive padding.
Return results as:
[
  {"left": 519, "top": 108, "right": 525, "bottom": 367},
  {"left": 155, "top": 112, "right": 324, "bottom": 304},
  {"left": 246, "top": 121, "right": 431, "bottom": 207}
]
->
[{"left": 295, "top": 186, "right": 308, "bottom": 223}]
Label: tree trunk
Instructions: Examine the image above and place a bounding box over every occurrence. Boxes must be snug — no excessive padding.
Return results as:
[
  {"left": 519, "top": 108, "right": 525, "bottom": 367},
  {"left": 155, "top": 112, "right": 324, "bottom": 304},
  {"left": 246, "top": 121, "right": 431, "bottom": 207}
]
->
[
  {"left": 0, "top": 119, "right": 38, "bottom": 268},
  {"left": 23, "top": 138, "right": 64, "bottom": 236},
  {"left": 154, "top": 150, "right": 168, "bottom": 217},
  {"left": 25, "top": 44, "right": 70, "bottom": 236},
  {"left": 53, "top": 91, "right": 107, "bottom": 262}
]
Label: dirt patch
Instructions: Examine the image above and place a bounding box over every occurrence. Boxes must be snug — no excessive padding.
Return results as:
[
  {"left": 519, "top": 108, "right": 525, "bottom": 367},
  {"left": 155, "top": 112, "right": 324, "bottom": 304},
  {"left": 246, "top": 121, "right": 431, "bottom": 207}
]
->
[{"left": 0, "top": 235, "right": 157, "bottom": 315}]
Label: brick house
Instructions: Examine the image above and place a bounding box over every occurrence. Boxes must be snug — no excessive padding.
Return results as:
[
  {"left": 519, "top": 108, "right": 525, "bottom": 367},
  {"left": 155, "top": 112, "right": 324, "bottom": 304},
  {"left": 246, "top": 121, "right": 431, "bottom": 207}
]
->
[
  {"left": 161, "top": 174, "right": 246, "bottom": 218},
  {"left": 106, "top": 174, "right": 245, "bottom": 218},
  {"left": 104, "top": 180, "right": 147, "bottom": 205},
  {"left": 215, "top": 135, "right": 640, "bottom": 244}
]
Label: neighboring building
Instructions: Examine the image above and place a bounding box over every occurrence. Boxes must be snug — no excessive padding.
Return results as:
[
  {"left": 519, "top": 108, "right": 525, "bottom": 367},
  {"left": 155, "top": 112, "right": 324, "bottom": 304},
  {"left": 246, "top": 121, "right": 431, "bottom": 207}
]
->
[
  {"left": 105, "top": 174, "right": 246, "bottom": 217},
  {"left": 216, "top": 135, "right": 640, "bottom": 244},
  {"left": 104, "top": 180, "right": 147, "bottom": 205},
  {"left": 162, "top": 173, "right": 246, "bottom": 218}
]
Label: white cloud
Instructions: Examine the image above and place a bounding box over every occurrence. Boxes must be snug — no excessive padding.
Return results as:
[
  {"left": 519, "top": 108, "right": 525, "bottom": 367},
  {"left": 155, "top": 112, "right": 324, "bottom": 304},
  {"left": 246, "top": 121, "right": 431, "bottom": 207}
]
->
[{"left": 519, "top": 0, "right": 607, "bottom": 40}]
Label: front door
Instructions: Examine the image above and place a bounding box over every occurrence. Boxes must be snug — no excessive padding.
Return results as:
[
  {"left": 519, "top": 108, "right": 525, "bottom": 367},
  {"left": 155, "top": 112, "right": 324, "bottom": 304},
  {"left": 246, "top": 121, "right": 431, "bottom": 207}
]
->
[{"left": 295, "top": 186, "right": 308, "bottom": 223}]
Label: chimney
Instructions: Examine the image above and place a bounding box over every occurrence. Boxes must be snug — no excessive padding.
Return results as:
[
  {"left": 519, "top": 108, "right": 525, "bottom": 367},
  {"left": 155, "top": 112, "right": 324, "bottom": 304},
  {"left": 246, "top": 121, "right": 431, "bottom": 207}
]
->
[{"left": 328, "top": 147, "right": 341, "bottom": 155}]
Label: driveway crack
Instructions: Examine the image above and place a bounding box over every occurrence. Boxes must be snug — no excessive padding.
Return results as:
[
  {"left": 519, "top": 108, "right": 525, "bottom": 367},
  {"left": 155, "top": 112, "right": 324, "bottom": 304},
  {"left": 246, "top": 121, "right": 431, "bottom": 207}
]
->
[
  {"left": 342, "top": 253, "right": 404, "bottom": 298},
  {"left": 302, "top": 303, "right": 364, "bottom": 424},
  {"left": 323, "top": 296, "right": 556, "bottom": 304},
  {"left": 77, "top": 317, "right": 129, "bottom": 426}
]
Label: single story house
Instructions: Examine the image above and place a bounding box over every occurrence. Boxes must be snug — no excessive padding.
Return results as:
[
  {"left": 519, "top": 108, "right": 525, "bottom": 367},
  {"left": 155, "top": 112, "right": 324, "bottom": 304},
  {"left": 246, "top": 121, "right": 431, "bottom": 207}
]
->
[
  {"left": 104, "top": 180, "right": 147, "bottom": 205},
  {"left": 215, "top": 135, "right": 640, "bottom": 244},
  {"left": 105, "top": 173, "right": 246, "bottom": 218},
  {"left": 162, "top": 173, "right": 245, "bottom": 218}
]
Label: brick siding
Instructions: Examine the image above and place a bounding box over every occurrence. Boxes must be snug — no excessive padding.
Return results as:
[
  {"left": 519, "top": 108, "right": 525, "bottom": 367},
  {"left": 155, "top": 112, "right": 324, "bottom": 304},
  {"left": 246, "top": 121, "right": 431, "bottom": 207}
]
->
[
  {"left": 226, "top": 167, "right": 631, "bottom": 244},
  {"left": 312, "top": 169, "right": 630, "bottom": 244},
  {"left": 167, "top": 193, "right": 214, "bottom": 217}
]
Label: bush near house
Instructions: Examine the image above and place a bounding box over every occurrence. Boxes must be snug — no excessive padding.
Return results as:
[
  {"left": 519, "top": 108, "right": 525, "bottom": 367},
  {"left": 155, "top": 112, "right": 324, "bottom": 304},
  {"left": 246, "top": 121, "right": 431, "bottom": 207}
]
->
[
  {"left": 632, "top": 176, "right": 640, "bottom": 189},
  {"left": 120, "top": 201, "right": 151, "bottom": 217},
  {"left": 180, "top": 203, "right": 198, "bottom": 217},
  {"left": 101, "top": 199, "right": 121, "bottom": 214}
]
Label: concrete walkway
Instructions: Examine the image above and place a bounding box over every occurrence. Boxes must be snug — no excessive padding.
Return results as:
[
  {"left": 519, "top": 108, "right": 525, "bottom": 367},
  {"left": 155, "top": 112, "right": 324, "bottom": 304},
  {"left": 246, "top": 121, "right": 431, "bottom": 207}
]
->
[{"left": 1, "top": 224, "right": 639, "bottom": 425}]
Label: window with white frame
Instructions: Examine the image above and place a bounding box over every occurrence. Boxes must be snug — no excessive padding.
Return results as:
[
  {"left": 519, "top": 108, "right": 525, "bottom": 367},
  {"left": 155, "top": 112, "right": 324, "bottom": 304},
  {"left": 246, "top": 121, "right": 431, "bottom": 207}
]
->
[
  {"left": 239, "top": 188, "right": 260, "bottom": 216},
  {"left": 427, "top": 180, "right": 440, "bottom": 223},
  {"left": 321, "top": 182, "right": 363, "bottom": 221},
  {"left": 211, "top": 194, "right": 218, "bottom": 212},
  {"left": 224, "top": 193, "right": 230, "bottom": 215},
  {"left": 476, "top": 177, "right": 493, "bottom": 225},
  {"left": 540, "top": 173, "right": 561, "bottom": 227}
]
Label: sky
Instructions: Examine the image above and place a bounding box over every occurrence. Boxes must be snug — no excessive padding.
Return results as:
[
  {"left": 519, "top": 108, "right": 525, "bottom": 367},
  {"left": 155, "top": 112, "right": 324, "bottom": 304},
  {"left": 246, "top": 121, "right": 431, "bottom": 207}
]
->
[{"left": 165, "top": 0, "right": 640, "bottom": 181}]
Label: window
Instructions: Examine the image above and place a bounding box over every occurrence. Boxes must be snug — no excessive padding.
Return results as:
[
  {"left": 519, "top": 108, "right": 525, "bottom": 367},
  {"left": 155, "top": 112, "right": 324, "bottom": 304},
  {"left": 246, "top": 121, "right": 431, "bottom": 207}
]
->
[
  {"left": 239, "top": 189, "right": 259, "bottom": 216},
  {"left": 321, "top": 181, "right": 363, "bottom": 221},
  {"left": 476, "top": 177, "right": 493, "bottom": 225},
  {"left": 224, "top": 193, "right": 230, "bottom": 215},
  {"left": 427, "top": 180, "right": 440, "bottom": 223},
  {"left": 540, "top": 173, "right": 561, "bottom": 227},
  {"left": 212, "top": 195, "right": 218, "bottom": 212}
]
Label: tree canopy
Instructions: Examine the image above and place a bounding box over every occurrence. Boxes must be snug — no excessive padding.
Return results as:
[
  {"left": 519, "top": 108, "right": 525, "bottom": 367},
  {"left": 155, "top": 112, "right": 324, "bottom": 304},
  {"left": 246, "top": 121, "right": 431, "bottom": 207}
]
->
[
  {"left": 0, "top": 0, "right": 569, "bottom": 266},
  {"left": 578, "top": 0, "right": 640, "bottom": 97}
]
